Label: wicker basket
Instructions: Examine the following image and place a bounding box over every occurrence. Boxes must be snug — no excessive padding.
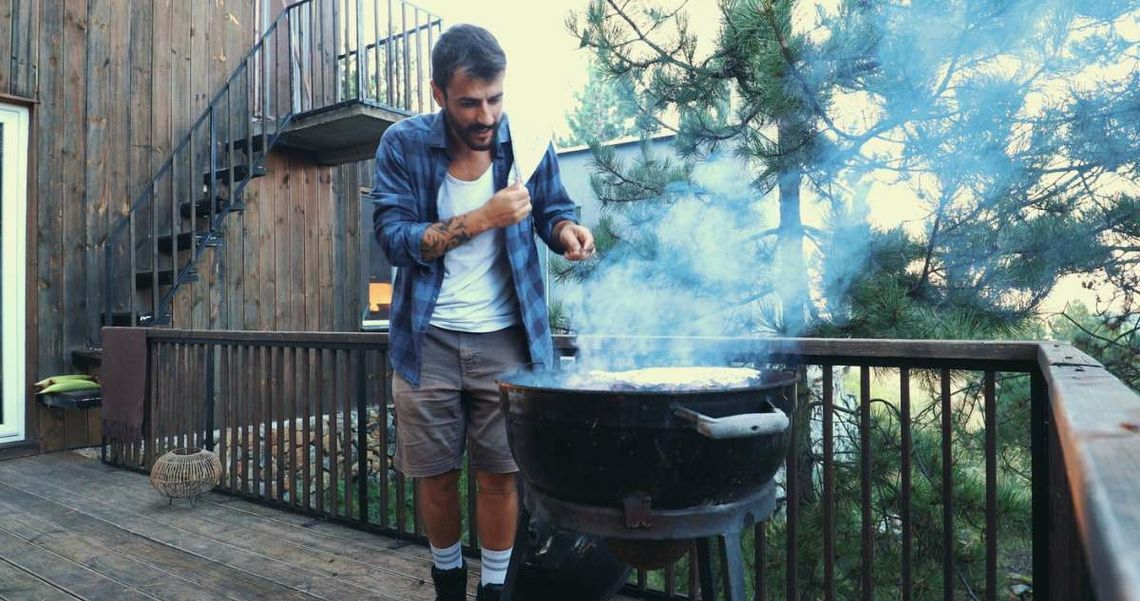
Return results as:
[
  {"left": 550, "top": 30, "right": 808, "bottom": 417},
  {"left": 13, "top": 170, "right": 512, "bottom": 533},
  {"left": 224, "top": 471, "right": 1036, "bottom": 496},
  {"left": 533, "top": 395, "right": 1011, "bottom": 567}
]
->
[{"left": 149, "top": 447, "right": 222, "bottom": 506}]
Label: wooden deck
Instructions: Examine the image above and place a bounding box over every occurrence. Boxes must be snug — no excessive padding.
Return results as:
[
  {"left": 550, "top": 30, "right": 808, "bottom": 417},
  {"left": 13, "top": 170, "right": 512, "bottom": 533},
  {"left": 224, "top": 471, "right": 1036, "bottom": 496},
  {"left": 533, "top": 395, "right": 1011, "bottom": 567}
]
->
[{"left": 0, "top": 451, "right": 636, "bottom": 601}]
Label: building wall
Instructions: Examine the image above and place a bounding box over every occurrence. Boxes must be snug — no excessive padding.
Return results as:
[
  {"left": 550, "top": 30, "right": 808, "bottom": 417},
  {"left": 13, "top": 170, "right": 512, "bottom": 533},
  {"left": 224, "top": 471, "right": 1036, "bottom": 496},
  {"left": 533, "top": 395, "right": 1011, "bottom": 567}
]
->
[
  {"left": 2, "top": 0, "right": 432, "bottom": 454},
  {"left": 0, "top": 0, "right": 259, "bottom": 453},
  {"left": 213, "top": 150, "right": 366, "bottom": 334}
]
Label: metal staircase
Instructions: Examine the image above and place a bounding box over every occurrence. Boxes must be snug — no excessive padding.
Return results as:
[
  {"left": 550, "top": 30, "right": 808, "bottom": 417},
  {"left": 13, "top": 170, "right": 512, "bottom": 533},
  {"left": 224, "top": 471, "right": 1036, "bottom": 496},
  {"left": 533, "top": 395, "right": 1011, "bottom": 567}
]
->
[{"left": 103, "top": 0, "right": 441, "bottom": 330}]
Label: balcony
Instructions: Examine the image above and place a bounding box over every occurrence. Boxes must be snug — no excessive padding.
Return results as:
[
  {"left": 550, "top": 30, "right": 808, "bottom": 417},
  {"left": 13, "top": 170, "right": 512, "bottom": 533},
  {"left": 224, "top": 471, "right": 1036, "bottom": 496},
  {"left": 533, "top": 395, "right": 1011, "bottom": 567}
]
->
[
  {"left": 266, "top": 0, "right": 441, "bottom": 165},
  {"left": 78, "top": 328, "right": 1140, "bottom": 600}
]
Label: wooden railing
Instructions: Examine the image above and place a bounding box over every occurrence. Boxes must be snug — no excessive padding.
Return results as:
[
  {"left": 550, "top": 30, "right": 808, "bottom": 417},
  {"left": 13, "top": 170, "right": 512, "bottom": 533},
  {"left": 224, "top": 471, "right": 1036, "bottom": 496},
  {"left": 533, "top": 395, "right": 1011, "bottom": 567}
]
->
[{"left": 101, "top": 329, "right": 1140, "bottom": 601}]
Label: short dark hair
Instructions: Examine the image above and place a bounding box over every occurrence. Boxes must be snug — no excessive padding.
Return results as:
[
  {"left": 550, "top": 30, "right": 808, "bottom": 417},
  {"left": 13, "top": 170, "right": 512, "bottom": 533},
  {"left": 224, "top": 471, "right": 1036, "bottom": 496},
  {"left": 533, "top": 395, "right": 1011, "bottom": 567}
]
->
[{"left": 431, "top": 24, "right": 506, "bottom": 92}]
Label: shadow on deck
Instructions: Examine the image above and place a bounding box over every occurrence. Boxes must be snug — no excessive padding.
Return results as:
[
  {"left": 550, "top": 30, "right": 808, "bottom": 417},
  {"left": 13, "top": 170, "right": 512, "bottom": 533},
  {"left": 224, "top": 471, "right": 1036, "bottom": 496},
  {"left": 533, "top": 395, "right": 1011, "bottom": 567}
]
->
[{"left": 0, "top": 451, "right": 499, "bottom": 600}]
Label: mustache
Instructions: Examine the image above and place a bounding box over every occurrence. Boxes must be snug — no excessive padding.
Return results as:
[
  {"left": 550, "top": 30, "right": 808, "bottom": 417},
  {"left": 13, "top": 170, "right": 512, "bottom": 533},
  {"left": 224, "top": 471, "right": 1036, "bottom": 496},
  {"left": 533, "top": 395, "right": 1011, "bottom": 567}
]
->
[{"left": 469, "top": 122, "right": 498, "bottom": 134}]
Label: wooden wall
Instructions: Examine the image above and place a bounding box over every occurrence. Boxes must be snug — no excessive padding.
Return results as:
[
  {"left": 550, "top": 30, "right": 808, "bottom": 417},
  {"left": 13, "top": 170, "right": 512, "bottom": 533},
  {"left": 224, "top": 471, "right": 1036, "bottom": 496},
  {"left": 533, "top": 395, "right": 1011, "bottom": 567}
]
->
[
  {"left": 1, "top": 0, "right": 259, "bottom": 453},
  {"left": 3, "top": 0, "right": 383, "bottom": 454},
  {"left": 214, "top": 150, "right": 366, "bottom": 334}
]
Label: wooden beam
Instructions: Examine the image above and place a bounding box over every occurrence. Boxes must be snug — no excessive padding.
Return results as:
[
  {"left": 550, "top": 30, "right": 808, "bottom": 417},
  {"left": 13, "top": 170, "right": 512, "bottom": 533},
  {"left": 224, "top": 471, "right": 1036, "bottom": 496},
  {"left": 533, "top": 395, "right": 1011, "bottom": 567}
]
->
[{"left": 1040, "top": 342, "right": 1140, "bottom": 601}]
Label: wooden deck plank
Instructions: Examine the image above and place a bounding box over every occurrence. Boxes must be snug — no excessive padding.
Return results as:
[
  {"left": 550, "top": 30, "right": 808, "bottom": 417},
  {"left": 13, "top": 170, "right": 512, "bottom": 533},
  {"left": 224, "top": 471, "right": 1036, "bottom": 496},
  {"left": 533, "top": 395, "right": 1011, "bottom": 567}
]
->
[
  {"left": 0, "top": 451, "right": 641, "bottom": 601},
  {"left": 0, "top": 556, "right": 80, "bottom": 601},
  {"left": 0, "top": 480, "right": 314, "bottom": 601},
  {"left": 15, "top": 455, "right": 455, "bottom": 595},
  {"left": 0, "top": 505, "right": 232, "bottom": 601},
  {"left": 0, "top": 526, "right": 154, "bottom": 601},
  {"left": 0, "top": 454, "right": 437, "bottom": 601}
]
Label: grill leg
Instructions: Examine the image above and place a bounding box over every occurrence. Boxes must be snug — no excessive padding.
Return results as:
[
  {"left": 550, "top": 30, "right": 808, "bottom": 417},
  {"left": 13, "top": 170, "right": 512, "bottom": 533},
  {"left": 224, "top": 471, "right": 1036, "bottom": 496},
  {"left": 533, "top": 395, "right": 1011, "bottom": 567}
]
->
[
  {"left": 696, "top": 537, "right": 718, "bottom": 601},
  {"left": 719, "top": 531, "right": 746, "bottom": 601}
]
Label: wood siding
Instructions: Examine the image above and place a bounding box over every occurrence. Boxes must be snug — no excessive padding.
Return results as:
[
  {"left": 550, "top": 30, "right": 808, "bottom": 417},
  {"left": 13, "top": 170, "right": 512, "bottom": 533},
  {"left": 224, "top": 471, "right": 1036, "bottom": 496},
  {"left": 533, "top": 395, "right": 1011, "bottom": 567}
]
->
[
  {"left": 217, "top": 150, "right": 365, "bottom": 333},
  {"left": 3, "top": 0, "right": 259, "bottom": 452},
  {"left": 5, "top": 0, "right": 389, "bottom": 454}
]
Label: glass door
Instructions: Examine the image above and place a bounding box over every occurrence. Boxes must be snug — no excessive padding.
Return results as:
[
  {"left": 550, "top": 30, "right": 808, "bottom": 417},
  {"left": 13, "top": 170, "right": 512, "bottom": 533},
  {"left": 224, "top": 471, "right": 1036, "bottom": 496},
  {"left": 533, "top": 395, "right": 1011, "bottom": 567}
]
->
[{"left": 0, "top": 103, "right": 29, "bottom": 444}]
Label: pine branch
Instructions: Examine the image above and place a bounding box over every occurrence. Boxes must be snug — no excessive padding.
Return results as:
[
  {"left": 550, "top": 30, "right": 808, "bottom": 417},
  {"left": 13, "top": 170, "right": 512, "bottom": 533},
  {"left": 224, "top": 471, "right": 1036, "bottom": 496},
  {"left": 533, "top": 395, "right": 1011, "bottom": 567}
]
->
[
  {"left": 603, "top": 0, "right": 719, "bottom": 77},
  {"left": 759, "top": 0, "right": 853, "bottom": 140}
]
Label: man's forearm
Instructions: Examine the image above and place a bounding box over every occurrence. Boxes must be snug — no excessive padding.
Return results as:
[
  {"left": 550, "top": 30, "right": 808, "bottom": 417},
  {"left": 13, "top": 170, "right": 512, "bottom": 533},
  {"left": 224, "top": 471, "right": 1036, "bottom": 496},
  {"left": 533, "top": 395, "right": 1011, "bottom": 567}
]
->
[{"left": 420, "top": 210, "right": 489, "bottom": 261}]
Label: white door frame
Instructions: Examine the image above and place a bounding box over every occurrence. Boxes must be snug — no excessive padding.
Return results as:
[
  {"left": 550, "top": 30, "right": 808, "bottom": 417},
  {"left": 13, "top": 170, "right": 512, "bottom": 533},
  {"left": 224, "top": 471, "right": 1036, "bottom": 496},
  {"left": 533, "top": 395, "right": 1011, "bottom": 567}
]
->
[{"left": 0, "top": 102, "right": 29, "bottom": 444}]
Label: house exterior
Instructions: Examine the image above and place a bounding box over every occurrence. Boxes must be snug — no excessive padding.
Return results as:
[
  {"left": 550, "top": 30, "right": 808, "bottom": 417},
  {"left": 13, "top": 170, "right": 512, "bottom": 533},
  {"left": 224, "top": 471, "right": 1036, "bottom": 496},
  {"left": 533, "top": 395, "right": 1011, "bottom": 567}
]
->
[
  {"left": 0, "top": 0, "right": 437, "bottom": 455},
  {"left": 545, "top": 134, "right": 677, "bottom": 323}
]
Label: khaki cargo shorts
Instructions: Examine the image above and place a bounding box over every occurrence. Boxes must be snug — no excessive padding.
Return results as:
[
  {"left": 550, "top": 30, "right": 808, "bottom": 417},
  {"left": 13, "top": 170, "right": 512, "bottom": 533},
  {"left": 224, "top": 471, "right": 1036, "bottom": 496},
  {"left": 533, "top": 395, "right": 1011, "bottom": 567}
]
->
[{"left": 392, "top": 325, "right": 526, "bottom": 478}]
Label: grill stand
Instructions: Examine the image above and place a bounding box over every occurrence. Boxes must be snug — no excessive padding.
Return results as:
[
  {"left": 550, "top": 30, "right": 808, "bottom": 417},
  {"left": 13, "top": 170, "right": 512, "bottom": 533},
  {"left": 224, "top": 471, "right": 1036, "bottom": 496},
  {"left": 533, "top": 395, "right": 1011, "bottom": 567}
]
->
[{"left": 503, "top": 480, "right": 776, "bottom": 601}]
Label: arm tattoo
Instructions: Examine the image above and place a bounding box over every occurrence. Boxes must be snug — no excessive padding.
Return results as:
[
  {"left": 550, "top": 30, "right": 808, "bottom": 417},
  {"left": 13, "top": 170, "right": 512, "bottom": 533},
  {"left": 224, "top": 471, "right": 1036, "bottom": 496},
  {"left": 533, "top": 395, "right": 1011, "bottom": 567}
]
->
[{"left": 420, "top": 213, "right": 480, "bottom": 261}]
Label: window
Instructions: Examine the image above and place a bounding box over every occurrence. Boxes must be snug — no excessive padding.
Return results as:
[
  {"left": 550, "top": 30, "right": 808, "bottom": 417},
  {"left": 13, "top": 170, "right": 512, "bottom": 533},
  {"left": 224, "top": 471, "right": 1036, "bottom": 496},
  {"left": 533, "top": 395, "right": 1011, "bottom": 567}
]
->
[
  {"left": 361, "top": 187, "right": 394, "bottom": 331},
  {"left": 0, "top": 103, "right": 29, "bottom": 444}
]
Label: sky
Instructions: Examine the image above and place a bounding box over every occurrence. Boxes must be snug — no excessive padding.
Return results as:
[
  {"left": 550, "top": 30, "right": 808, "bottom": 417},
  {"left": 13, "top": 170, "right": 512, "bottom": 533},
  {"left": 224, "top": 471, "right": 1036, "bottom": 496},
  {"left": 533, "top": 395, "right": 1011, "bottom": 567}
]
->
[{"left": 415, "top": 0, "right": 598, "bottom": 141}]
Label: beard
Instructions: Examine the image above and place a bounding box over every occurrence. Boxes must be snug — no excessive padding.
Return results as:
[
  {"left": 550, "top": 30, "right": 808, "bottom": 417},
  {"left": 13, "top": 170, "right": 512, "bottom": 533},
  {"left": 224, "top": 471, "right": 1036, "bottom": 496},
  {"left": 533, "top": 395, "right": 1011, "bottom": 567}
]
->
[{"left": 443, "top": 110, "right": 499, "bottom": 151}]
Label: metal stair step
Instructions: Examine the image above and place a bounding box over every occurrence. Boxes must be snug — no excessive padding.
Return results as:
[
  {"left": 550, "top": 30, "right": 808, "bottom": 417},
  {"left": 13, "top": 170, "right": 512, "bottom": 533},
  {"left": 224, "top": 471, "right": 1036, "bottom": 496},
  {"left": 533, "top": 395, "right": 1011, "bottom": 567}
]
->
[
  {"left": 222, "top": 133, "right": 267, "bottom": 154},
  {"left": 156, "top": 231, "right": 219, "bottom": 252},
  {"left": 179, "top": 196, "right": 230, "bottom": 219},
  {"left": 101, "top": 312, "right": 156, "bottom": 327},
  {"left": 202, "top": 163, "right": 266, "bottom": 186},
  {"left": 135, "top": 269, "right": 198, "bottom": 289}
]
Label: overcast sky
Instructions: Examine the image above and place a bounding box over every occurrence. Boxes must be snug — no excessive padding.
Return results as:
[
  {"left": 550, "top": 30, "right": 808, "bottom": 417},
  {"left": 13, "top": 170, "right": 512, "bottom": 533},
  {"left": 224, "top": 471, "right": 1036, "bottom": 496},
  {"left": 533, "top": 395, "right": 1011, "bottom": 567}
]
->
[{"left": 416, "top": 0, "right": 596, "bottom": 141}]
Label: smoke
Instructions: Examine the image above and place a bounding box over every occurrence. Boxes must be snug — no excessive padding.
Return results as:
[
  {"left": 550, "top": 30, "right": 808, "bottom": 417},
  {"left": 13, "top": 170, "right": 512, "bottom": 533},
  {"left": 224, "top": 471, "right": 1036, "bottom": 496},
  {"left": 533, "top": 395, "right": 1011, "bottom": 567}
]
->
[
  {"left": 561, "top": 155, "right": 783, "bottom": 368},
  {"left": 558, "top": 0, "right": 1140, "bottom": 368}
]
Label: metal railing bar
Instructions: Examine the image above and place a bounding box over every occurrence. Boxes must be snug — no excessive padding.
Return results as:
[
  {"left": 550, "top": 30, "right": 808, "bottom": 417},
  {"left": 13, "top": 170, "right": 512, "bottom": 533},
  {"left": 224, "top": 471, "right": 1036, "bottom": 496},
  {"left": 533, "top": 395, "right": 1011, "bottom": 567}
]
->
[
  {"left": 356, "top": 0, "right": 366, "bottom": 102},
  {"left": 823, "top": 364, "right": 835, "bottom": 601},
  {"left": 405, "top": 2, "right": 414, "bottom": 109},
  {"left": 901, "top": 367, "right": 913, "bottom": 601},
  {"left": 941, "top": 368, "right": 954, "bottom": 601},
  {"left": 984, "top": 371, "right": 998, "bottom": 601},
  {"left": 356, "top": 350, "right": 369, "bottom": 525},
  {"left": 373, "top": 0, "right": 381, "bottom": 103},
  {"left": 387, "top": 0, "right": 394, "bottom": 106},
  {"left": 786, "top": 369, "right": 799, "bottom": 601},
  {"left": 860, "top": 365, "right": 873, "bottom": 601},
  {"left": 466, "top": 454, "right": 477, "bottom": 548},
  {"left": 415, "top": 8, "right": 422, "bottom": 115}
]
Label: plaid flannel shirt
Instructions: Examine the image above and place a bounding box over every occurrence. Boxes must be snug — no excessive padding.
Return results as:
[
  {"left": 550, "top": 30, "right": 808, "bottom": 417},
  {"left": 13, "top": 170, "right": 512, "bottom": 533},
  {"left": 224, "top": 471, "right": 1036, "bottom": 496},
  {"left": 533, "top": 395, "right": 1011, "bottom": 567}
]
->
[{"left": 370, "top": 111, "right": 578, "bottom": 386}]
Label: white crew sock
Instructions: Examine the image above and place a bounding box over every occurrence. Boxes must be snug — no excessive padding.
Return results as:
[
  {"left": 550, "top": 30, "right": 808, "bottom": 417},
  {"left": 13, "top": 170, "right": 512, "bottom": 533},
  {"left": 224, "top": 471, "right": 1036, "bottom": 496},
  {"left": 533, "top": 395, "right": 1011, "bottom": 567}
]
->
[
  {"left": 430, "top": 541, "right": 463, "bottom": 571},
  {"left": 480, "top": 546, "right": 512, "bottom": 586}
]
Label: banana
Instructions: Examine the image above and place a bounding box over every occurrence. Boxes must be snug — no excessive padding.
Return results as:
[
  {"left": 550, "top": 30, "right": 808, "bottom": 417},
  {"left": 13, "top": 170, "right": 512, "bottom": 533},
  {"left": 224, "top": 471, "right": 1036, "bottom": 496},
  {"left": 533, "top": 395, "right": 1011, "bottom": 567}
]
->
[{"left": 38, "top": 379, "right": 101, "bottom": 395}]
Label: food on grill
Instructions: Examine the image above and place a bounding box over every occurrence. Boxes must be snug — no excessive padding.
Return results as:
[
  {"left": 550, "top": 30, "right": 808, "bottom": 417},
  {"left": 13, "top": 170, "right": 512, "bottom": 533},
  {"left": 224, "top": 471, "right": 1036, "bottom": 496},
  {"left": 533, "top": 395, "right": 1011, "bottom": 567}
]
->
[{"left": 561, "top": 366, "right": 763, "bottom": 391}]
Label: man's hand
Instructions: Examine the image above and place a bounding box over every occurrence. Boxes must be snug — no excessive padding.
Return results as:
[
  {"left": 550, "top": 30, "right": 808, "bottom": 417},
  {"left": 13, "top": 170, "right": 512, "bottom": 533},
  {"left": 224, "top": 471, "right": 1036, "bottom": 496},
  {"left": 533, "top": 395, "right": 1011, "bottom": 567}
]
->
[
  {"left": 555, "top": 221, "right": 595, "bottom": 261},
  {"left": 479, "top": 182, "right": 532, "bottom": 229}
]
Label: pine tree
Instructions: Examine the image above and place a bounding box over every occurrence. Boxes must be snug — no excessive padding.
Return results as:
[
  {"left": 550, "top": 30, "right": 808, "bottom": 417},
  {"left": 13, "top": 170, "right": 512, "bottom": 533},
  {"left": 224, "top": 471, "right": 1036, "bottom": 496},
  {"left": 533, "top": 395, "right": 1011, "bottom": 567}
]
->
[
  {"left": 558, "top": 60, "right": 647, "bottom": 147},
  {"left": 563, "top": 0, "right": 1139, "bottom": 597}
]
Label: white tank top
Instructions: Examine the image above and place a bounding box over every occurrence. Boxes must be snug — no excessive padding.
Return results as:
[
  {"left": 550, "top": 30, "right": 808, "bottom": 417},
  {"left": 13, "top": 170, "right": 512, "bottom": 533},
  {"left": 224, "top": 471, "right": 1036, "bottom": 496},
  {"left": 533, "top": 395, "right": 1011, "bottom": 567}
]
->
[{"left": 430, "top": 165, "right": 520, "bottom": 332}]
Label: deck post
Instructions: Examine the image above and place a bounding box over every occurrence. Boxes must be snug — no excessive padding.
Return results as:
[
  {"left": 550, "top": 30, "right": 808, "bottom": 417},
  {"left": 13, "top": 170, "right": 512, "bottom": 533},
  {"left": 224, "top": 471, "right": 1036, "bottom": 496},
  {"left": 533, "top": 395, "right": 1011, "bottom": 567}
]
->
[{"left": 1030, "top": 369, "right": 1050, "bottom": 599}]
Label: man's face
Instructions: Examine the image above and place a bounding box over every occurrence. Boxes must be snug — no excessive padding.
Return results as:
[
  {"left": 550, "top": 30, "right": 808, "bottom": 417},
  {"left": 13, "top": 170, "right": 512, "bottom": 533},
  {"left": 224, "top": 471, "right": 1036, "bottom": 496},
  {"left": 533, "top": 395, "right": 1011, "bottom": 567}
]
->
[{"left": 432, "top": 68, "right": 505, "bottom": 152}]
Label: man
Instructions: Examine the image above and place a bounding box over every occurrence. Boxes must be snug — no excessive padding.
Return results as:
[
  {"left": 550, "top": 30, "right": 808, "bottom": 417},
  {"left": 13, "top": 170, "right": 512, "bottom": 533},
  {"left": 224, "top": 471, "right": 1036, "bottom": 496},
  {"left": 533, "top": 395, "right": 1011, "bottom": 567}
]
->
[{"left": 371, "top": 24, "right": 595, "bottom": 601}]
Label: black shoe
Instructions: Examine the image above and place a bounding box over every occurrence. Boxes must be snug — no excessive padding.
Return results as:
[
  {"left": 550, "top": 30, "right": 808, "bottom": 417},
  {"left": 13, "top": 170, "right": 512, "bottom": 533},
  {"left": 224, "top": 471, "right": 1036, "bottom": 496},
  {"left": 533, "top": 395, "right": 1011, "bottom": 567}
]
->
[
  {"left": 476, "top": 583, "right": 503, "bottom": 601},
  {"left": 431, "top": 564, "right": 468, "bottom": 601}
]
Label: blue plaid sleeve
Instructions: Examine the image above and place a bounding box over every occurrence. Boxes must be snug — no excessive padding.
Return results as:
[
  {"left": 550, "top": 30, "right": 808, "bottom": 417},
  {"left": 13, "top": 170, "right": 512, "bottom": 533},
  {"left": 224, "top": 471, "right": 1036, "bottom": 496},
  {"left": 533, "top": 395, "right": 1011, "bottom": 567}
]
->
[
  {"left": 372, "top": 131, "right": 432, "bottom": 268},
  {"left": 530, "top": 143, "right": 579, "bottom": 254}
]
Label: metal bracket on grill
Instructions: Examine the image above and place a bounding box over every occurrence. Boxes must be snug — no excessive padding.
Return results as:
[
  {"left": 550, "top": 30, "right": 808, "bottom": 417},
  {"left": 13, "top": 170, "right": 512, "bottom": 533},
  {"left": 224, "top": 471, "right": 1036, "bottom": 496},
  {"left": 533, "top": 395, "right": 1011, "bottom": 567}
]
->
[{"left": 622, "top": 494, "right": 654, "bottom": 529}]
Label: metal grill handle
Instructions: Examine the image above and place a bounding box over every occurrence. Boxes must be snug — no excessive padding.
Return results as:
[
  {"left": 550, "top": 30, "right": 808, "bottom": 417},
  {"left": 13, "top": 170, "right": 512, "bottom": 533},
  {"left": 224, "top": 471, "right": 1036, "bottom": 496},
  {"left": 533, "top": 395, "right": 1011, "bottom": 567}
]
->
[{"left": 673, "top": 402, "right": 789, "bottom": 439}]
